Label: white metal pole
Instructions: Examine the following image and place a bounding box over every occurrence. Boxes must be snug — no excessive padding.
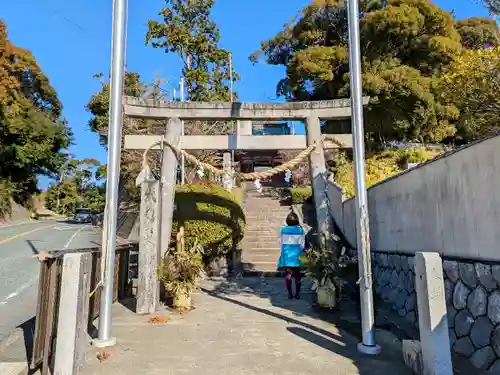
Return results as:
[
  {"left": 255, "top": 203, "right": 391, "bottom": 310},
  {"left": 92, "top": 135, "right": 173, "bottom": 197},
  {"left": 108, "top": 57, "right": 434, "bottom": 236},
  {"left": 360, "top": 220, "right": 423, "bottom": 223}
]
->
[
  {"left": 180, "top": 77, "right": 185, "bottom": 185},
  {"left": 346, "top": 0, "right": 380, "bottom": 355},
  {"left": 94, "top": 0, "right": 128, "bottom": 348}
]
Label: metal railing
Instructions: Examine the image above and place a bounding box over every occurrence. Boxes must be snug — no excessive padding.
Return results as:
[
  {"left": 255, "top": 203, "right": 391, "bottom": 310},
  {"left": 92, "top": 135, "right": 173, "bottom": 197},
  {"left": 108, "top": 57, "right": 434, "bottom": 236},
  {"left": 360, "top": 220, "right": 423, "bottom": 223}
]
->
[{"left": 31, "top": 243, "right": 136, "bottom": 375}]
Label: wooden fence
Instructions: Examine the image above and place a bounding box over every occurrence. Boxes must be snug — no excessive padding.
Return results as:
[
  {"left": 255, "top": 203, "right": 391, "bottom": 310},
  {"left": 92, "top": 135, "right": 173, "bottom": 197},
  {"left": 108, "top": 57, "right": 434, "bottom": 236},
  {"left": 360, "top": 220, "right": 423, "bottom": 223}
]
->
[{"left": 31, "top": 243, "right": 135, "bottom": 375}]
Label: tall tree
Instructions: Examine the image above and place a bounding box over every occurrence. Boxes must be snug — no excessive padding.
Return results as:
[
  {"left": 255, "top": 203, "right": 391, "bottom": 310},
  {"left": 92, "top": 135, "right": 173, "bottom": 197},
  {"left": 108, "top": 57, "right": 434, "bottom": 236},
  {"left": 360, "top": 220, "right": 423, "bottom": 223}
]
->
[
  {"left": 250, "top": 0, "right": 465, "bottom": 148},
  {"left": 86, "top": 72, "right": 146, "bottom": 146},
  {"left": 89, "top": 1, "right": 241, "bottom": 201},
  {"left": 0, "top": 20, "right": 72, "bottom": 215},
  {"left": 86, "top": 73, "right": 165, "bottom": 202},
  {"left": 440, "top": 46, "right": 500, "bottom": 143},
  {"left": 146, "top": 0, "right": 239, "bottom": 102},
  {"left": 146, "top": 0, "right": 241, "bottom": 177}
]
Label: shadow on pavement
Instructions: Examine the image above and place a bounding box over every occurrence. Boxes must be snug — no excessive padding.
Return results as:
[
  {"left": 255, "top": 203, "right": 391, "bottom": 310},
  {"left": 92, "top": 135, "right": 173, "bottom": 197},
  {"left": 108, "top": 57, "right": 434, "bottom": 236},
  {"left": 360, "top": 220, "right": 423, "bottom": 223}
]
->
[
  {"left": 202, "top": 278, "right": 411, "bottom": 375},
  {"left": 26, "top": 240, "right": 40, "bottom": 255},
  {"left": 19, "top": 318, "right": 35, "bottom": 369},
  {"left": 0, "top": 317, "right": 36, "bottom": 372}
]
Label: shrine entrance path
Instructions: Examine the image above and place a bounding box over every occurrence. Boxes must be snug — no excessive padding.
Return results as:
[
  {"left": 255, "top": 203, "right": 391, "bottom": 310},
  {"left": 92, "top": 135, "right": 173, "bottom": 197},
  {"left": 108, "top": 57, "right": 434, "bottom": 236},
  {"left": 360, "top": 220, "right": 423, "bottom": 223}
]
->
[{"left": 81, "top": 278, "right": 410, "bottom": 375}]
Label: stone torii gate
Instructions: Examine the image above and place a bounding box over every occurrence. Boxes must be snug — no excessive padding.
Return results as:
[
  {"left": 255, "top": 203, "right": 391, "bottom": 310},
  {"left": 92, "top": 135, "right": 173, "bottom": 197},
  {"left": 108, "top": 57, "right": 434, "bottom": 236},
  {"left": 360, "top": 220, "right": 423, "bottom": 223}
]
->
[{"left": 123, "top": 96, "right": 368, "bottom": 314}]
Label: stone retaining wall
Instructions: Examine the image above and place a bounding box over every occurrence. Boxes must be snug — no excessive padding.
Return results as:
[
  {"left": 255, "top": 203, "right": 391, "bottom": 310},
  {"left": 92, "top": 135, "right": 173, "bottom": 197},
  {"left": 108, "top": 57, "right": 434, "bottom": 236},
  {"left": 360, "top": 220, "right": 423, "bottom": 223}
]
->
[{"left": 372, "top": 252, "right": 500, "bottom": 372}]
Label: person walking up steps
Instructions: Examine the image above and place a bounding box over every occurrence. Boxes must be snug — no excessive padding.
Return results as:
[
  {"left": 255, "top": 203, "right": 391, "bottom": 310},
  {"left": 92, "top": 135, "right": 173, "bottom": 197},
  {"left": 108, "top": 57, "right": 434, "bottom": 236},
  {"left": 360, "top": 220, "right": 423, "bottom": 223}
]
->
[{"left": 277, "top": 212, "right": 306, "bottom": 299}]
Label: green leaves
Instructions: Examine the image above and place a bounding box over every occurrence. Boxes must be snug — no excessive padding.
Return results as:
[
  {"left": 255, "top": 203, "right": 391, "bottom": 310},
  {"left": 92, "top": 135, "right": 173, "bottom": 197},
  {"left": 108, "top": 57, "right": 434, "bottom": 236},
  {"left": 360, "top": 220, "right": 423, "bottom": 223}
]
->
[
  {"left": 251, "top": 0, "right": 499, "bottom": 148},
  {"left": 439, "top": 47, "right": 500, "bottom": 144},
  {"left": 146, "top": 0, "right": 238, "bottom": 102},
  {"left": 0, "top": 20, "right": 72, "bottom": 209},
  {"left": 45, "top": 158, "right": 106, "bottom": 215}
]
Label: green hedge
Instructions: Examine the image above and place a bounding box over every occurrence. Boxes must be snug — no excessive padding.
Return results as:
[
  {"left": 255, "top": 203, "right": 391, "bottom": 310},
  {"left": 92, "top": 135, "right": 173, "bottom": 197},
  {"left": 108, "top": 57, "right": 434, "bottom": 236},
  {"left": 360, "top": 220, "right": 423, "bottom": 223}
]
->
[
  {"left": 172, "top": 183, "right": 245, "bottom": 261},
  {"left": 290, "top": 187, "right": 313, "bottom": 205}
]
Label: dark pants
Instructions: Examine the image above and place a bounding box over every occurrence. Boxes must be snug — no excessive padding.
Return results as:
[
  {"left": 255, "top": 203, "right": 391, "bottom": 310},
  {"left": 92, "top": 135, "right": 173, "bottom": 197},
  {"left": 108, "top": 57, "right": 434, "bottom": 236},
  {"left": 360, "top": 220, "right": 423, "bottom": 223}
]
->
[{"left": 284, "top": 267, "right": 302, "bottom": 298}]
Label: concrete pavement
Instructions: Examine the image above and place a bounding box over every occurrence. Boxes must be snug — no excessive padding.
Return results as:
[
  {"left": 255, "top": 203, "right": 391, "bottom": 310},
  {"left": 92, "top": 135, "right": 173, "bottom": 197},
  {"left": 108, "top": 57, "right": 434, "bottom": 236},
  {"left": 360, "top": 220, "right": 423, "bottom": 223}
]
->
[
  {"left": 0, "top": 220, "right": 102, "bottom": 343},
  {"left": 81, "top": 278, "right": 410, "bottom": 375}
]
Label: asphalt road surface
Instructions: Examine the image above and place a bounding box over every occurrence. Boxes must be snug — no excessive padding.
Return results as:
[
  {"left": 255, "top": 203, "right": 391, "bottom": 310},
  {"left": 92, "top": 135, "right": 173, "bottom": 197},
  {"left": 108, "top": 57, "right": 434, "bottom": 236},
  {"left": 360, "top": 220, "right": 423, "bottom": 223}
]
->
[{"left": 0, "top": 220, "right": 102, "bottom": 343}]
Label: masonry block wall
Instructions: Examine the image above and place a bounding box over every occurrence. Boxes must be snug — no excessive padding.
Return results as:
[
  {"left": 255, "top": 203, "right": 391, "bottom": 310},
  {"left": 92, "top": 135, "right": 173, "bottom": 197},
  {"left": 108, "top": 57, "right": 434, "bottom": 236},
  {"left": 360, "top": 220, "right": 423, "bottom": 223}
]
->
[
  {"left": 372, "top": 252, "right": 500, "bottom": 372},
  {"left": 329, "top": 134, "right": 500, "bottom": 261}
]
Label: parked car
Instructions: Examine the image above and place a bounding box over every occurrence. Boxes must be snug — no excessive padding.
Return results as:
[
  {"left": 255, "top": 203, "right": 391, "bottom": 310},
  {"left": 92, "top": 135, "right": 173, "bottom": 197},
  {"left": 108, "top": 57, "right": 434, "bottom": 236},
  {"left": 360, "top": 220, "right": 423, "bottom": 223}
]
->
[{"left": 74, "top": 208, "right": 92, "bottom": 223}]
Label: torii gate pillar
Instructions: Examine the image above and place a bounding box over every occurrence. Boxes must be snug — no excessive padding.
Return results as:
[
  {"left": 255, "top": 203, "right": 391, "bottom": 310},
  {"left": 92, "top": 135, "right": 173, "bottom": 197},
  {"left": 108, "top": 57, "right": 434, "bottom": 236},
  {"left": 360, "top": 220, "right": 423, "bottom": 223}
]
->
[{"left": 305, "top": 116, "right": 334, "bottom": 247}]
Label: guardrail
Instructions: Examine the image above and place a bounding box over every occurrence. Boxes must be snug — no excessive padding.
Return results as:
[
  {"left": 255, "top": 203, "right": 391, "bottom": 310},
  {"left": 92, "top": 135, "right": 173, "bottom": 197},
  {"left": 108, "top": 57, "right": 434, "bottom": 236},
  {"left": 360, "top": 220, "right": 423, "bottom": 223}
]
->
[{"left": 31, "top": 242, "right": 136, "bottom": 375}]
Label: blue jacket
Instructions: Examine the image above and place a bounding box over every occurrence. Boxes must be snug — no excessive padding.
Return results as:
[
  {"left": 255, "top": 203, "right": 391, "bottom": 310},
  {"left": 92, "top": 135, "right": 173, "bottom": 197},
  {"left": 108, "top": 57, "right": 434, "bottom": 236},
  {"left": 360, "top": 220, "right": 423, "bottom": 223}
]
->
[{"left": 277, "top": 225, "right": 305, "bottom": 268}]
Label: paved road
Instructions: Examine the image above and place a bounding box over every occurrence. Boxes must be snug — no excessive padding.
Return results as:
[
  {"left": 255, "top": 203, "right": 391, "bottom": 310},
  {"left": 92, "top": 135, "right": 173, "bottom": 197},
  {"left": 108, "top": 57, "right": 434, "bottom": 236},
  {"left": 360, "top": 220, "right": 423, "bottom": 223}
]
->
[{"left": 0, "top": 220, "right": 102, "bottom": 343}]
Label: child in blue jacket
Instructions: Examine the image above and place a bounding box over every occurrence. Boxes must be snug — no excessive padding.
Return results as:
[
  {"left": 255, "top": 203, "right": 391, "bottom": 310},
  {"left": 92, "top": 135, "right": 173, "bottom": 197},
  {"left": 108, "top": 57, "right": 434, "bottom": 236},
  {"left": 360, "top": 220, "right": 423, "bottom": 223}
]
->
[{"left": 277, "top": 212, "right": 305, "bottom": 299}]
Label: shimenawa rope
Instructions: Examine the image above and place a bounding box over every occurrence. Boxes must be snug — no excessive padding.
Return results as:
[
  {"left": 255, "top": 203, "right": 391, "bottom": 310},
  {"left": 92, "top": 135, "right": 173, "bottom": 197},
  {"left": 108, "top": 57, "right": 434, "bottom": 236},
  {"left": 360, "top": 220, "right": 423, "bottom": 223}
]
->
[{"left": 141, "top": 134, "right": 346, "bottom": 181}]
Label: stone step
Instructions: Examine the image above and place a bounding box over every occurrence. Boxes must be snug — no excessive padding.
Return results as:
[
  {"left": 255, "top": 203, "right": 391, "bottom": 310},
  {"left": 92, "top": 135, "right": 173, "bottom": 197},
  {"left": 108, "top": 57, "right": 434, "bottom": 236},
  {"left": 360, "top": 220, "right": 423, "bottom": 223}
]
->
[
  {"left": 243, "top": 197, "right": 282, "bottom": 202},
  {"left": 245, "top": 225, "right": 282, "bottom": 229},
  {"left": 243, "top": 210, "right": 288, "bottom": 215},
  {"left": 244, "top": 201, "right": 281, "bottom": 204},
  {"left": 246, "top": 223, "right": 284, "bottom": 227},
  {"left": 242, "top": 251, "right": 281, "bottom": 258},
  {"left": 241, "top": 251, "right": 281, "bottom": 263},
  {"left": 245, "top": 226, "right": 283, "bottom": 230},
  {"left": 244, "top": 234, "right": 281, "bottom": 240},
  {"left": 245, "top": 228, "right": 283, "bottom": 233},
  {"left": 246, "top": 223, "right": 283, "bottom": 227},
  {"left": 244, "top": 207, "right": 282, "bottom": 210},
  {"left": 245, "top": 218, "right": 285, "bottom": 222},
  {"left": 243, "top": 245, "right": 278, "bottom": 252},
  {"left": 241, "top": 261, "right": 278, "bottom": 272},
  {"left": 242, "top": 248, "right": 280, "bottom": 254},
  {"left": 243, "top": 206, "right": 284, "bottom": 211},
  {"left": 244, "top": 232, "right": 281, "bottom": 238},
  {"left": 240, "top": 241, "right": 280, "bottom": 249},
  {"left": 243, "top": 234, "right": 279, "bottom": 240},
  {"left": 242, "top": 258, "right": 279, "bottom": 266},
  {"left": 245, "top": 221, "right": 284, "bottom": 225},
  {"left": 245, "top": 217, "right": 286, "bottom": 220},
  {"left": 244, "top": 210, "right": 287, "bottom": 215},
  {"left": 243, "top": 198, "right": 285, "bottom": 203},
  {"left": 241, "top": 246, "right": 281, "bottom": 251},
  {"left": 242, "top": 242, "right": 280, "bottom": 249}
]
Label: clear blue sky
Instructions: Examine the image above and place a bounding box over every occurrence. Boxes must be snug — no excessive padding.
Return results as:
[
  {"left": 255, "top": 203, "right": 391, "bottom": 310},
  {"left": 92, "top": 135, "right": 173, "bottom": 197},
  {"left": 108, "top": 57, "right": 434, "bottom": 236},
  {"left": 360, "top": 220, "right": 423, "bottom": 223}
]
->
[{"left": 1, "top": 0, "right": 491, "bottom": 188}]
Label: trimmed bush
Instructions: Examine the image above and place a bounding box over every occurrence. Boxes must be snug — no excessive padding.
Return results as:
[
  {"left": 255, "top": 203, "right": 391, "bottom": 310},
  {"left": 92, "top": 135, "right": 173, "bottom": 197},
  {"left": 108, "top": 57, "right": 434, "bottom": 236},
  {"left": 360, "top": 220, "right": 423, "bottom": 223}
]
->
[
  {"left": 290, "top": 187, "right": 313, "bottom": 205},
  {"left": 230, "top": 187, "right": 244, "bottom": 205},
  {"left": 172, "top": 183, "right": 245, "bottom": 261}
]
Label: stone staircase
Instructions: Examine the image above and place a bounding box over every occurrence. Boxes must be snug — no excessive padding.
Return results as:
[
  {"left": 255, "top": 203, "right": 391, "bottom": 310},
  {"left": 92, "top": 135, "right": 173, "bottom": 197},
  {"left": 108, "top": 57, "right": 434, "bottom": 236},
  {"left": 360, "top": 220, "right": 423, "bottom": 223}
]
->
[{"left": 241, "top": 185, "right": 292, "bottom": 276}]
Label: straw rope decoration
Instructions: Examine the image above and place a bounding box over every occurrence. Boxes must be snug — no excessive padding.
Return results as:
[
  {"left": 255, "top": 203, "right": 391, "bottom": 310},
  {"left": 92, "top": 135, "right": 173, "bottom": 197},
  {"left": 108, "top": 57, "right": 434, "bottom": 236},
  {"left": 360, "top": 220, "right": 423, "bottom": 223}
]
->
[{"left": 141, "top": 134, "right": 346, "bottom": 181}]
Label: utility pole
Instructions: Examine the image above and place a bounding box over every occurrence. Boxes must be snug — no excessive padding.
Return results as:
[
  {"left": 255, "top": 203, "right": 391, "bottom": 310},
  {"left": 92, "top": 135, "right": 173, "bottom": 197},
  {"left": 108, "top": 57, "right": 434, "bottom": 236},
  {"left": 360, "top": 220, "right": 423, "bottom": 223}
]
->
[
  {"left": 57, "top": 158, "right": 71, "bottom": 213},
  {"left": 229, "top": 53, "right": 234, "bottom": 102},
  {"left": 229, "top": 53, "right": 235, "bottom": 167},
  {"left": 347, "top": 0, "right": 380, "bottom": 355},
  {"left": 94, "top": 0, "right": 128, "bottom": 348},
  {"left": 180, "top": 77, "right": 185, "bottom": 184}
]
